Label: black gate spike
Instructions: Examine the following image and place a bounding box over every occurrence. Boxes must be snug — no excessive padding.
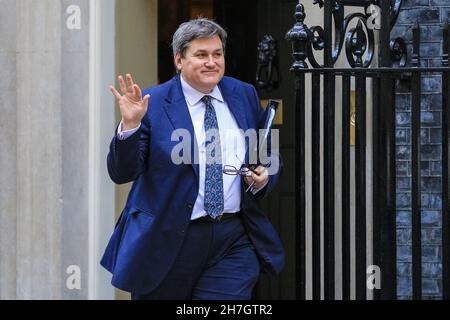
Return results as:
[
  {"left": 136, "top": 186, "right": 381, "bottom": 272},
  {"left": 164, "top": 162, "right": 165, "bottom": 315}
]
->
[
  {"left": 390, "top": 37, "right": 407, "bottom": 67},
  {"left": 349, "top": 20, "right": 366, "bottom": 67}
]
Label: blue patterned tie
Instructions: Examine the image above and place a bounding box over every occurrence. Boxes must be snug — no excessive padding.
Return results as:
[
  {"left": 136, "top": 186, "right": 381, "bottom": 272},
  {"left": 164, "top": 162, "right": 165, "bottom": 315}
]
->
[{"left": 202, "top": 95, "right": 224, "bottom": 219}]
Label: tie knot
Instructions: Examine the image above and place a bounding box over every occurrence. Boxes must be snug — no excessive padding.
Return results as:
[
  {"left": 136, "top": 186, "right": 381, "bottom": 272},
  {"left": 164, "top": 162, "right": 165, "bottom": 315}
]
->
[{"left": 201, "top": 95, "right": 212, "bottom": 105}]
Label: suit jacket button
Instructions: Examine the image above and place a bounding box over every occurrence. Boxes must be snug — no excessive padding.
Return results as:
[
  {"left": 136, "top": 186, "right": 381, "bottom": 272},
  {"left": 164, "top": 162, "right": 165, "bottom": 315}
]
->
[{"left": 187, "top": 203, "right": 193, "bottom": 209}]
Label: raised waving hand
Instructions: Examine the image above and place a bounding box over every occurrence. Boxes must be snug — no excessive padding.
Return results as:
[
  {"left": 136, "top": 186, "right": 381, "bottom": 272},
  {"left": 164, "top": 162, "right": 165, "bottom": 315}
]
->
[{"left": 110, "top": 74, "right": 150, "bottom": 130}]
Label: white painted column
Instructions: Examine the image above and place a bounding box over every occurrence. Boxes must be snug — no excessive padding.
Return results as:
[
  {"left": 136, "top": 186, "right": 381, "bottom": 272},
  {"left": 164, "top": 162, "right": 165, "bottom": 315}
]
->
[
  {"left": 15, "top": 0, "right": 63, "bottom": 299},
  {"left": 0, "top": 0, "right": 116, "bottom": 299},
  {"left": 0, "top": 0, "right": 19, "bottom": 300},
  {"left": 88, "top": 0, "right": 116, "bottom": 300}
]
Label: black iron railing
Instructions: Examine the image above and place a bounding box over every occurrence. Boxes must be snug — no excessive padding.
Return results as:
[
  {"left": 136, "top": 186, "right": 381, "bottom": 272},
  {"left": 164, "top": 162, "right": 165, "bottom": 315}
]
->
[{"left": 286, "top": 0, "right": 450, "bottom": 300}]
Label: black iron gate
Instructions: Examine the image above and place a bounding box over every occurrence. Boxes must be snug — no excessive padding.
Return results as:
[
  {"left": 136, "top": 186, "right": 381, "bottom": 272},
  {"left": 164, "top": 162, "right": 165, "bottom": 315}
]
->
[{"left": 285, "top": 0, "right": 450, "bottom": 300}]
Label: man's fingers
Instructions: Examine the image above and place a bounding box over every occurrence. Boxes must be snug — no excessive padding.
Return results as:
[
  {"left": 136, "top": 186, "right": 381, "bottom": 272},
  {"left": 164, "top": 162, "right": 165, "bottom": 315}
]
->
[
  {"left": 251, "top": 172, "right": 262, "bottom": 182},
  {"left": 126, "top": 74, "right": 135, "bottom": 94},
  {"left": 255, "top": 166, "right": 268, "bottom": 176},
  {"left": 254, "top": 166, "right": 267, "bottom": 175},
  {"left": 110, "top": 86, "right": 122, "bottom": 100},
  {"left": 142, "top": 94, "right": 150, "bottom": 107},
  {"left": 251, "top": 168, "right": 268, "bottom": 182},
  {"left": 244, "top": 176, "right": 254, "bottom": 186},
  {"left": 134, "top": 84, "right": 142, "bottom": 100},
  {"left": 118, "top": 75, "right": 127, "bottom": 95}
]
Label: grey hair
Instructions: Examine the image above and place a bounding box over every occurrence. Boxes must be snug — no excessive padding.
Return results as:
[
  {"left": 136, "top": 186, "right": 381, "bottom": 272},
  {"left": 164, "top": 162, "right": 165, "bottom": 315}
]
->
[{"left": 172, "top": 18, "right": 227, "bottom": 58}]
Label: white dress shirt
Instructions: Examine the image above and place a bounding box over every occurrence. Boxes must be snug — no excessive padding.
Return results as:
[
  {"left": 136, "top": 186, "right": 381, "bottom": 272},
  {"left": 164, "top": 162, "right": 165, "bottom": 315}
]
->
[{"left": 117, "top": 75, "right": 266, "bottom": 219}]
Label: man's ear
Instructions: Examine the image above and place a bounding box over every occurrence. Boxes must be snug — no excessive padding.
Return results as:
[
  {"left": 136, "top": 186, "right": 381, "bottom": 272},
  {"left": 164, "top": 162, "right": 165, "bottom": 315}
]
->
[{"left": 174, "top": 53, "right": 182, "bottom": 72}]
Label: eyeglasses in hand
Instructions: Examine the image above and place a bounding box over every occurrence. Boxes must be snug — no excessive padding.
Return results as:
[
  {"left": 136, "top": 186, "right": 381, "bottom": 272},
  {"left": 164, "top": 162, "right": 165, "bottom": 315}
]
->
[
  {"left": 222, "top": 165, "right": 253, "bottom": 177},
  {"left": 222, "top": 164, "right": 258, "bottom": 192}
]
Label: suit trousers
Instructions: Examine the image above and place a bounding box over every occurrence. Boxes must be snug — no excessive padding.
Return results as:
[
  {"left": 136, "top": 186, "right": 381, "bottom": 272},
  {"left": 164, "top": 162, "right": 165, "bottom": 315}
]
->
[{"left": 131, "top": 214, "right": 261, "bottom": 300}]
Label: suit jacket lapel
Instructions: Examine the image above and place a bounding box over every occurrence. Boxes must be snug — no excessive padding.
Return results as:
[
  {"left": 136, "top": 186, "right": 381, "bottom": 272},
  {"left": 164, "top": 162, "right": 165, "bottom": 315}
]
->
[
  {"left": 162, "top": 76, "right": 200, "bottom": 182},
  {"left": 219, "top": 79, "right": 249, "bottom": 133},
  {"left": 219, "top": 78, "right": 251, "bottom": 164}
]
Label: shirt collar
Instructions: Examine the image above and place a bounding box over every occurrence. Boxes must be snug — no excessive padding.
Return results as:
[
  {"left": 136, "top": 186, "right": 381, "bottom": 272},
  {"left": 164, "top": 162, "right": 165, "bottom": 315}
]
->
[{"left": 180, "top": 74, "right": 224, "bottom": 106}]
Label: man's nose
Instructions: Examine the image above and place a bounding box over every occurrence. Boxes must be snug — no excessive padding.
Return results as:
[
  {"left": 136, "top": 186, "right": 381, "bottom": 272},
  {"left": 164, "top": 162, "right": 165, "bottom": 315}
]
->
[{"left": 205, "top": 55, "right": 215, "bottom": 66}]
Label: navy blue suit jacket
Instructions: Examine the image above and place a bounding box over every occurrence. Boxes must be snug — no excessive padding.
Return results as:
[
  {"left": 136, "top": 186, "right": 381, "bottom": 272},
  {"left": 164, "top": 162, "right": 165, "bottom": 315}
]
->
[{"left": 101, "top": 75, "right": 285, "bottom": 294}]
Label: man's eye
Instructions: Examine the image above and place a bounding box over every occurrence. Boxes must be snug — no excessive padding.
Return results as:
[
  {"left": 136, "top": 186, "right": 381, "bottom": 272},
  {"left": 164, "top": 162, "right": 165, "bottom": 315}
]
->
[{"left": 196, "top": 54, "right": 207, "bottom": 58}]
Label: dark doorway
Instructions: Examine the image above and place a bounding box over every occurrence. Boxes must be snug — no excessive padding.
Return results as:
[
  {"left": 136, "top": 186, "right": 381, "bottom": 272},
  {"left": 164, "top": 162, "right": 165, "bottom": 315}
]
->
[
  {"left": 157, "top": 0, "right": 193, "bottom": 84},
  {"left": 158, "top": 0, "right": 215, "bottom": 84},
  {"left": 157, "top": 0, "right": 257, "bottom": 85}
]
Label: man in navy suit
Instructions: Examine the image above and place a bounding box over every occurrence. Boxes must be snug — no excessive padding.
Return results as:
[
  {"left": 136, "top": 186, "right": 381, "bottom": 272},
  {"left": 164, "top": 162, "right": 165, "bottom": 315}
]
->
[{"left": 101, "top": 18, "right": 284, "bottom": 300}]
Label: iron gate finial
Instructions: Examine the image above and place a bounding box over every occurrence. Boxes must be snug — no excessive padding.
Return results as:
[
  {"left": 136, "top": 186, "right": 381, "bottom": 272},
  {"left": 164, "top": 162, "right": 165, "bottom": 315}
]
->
[{"left": 286, "top": 3, "right": 313, "bottom": 71}]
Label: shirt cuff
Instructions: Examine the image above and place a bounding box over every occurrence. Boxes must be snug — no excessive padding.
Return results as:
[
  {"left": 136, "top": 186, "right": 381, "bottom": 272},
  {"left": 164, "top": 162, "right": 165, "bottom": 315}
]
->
[
  {"left": 250, "top": 179, "right": 269, "bottom": 195},
  {"left": 117, "top": 121, "right": 141, "bottom": 140}
]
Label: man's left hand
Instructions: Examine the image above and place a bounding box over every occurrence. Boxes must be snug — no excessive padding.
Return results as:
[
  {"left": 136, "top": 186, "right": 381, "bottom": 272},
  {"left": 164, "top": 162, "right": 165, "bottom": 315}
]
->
[{"left": 244, "top": 166, "right": 269, "bottom": 190}]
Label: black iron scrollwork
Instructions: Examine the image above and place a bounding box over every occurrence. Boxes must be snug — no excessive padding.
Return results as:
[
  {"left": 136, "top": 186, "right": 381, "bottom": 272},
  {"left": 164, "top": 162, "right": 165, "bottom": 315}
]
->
[
  {"left": 286, "top": 0, "right": 405, "bottom": 69},
  {"left": 345, "top": 19, "right": 374, "bottom": 68},
  {"left": 256, "top": 35, "right": 280, "bottom": 90}
]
